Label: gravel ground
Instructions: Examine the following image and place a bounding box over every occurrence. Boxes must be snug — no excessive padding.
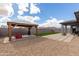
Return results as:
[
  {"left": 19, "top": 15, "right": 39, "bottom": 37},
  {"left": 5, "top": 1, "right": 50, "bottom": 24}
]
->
[{"left": 0, "top": 34, "right": 79, "bottom": 56}]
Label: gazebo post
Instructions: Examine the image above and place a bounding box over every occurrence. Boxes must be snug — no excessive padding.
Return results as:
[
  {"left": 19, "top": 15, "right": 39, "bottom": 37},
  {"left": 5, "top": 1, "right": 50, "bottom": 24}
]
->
[
  {"left": 8, "top": 23, "right": 13, "bottom": 41},
  {"left": 28, "top": 27, "right": 31, "bottom": 35},
  {"left": 35, "top": 26, "right": 38, "bottom": 36}
]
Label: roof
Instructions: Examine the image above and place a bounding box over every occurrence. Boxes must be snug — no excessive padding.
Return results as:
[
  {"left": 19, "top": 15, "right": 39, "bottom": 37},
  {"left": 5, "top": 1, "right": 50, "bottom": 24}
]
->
[
  {"left": 60, "top": 20, "right": 79, "bottom": 25},
  {"left": 7, "top": 22, "right": 38, "bottom": 27},
  {"left": 60, "top": 11, "right": 79, "bottom": 26}
]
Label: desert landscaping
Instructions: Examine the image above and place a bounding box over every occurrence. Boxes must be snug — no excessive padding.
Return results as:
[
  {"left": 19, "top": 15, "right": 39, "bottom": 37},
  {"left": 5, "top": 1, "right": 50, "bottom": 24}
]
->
[{"left": 0, "top": 33, "right": 79, "bottom": 56}]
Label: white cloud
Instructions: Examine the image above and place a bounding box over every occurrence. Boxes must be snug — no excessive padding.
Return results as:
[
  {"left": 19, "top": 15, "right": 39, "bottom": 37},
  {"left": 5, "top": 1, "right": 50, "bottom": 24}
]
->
[
  {"left": 30, "top": 3, "right": 40, "bottom": 14},
  {"left": 39, "top": 17, "right": 64, "bottom": 28},
  {"left": 32, "top": 16, "right": 40, "bottom": 21},
  {"left": 18, "top": 10, "right": 24, "bottom": 15},
  {"left": 0, "top": 3, "right": 40, "bottom": 17},
  {"left": 0, "top": 3, "right": 14, "bottom": 17},
  {"left": 0, "top": 3, "right": 40, "bottom": 28},
  {"left": 16, "top": 15, "right": 40, "bottom": 24},
  {"left": 0, "top": 3, "right": 14, "bottom": 27},
  {"left": 18, "top": 3, "right": 29, "bottom": 15},
  {"left": 17, "top": 3, "right": 40, "bottom": 15},
  {"left": 0, "top": 17, "right": 12, "bottom": 28},
  {"left": 0, "top": 17, "right": 12, "bottom": 23}
]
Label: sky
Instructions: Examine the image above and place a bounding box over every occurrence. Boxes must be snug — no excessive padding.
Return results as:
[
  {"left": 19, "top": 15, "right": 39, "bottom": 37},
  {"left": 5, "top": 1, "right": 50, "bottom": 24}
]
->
[{"left": 0, "top": 3, "right": 79, "bottom": 28}]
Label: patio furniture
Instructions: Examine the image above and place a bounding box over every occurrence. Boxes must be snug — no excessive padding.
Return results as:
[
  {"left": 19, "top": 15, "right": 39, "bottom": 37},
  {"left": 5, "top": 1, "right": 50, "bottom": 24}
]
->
[{"left": 15, "top": 33, "right": 22, "bottom": 39}]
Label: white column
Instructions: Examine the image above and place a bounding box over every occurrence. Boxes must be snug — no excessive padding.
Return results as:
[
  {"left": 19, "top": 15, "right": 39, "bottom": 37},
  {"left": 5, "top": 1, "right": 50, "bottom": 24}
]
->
[
  {"left": 70, "top": 26, "right": 73, "bottom": 34},
  {"left": 61, "top": 25, "right": 65, "bottom": 35},
  {"left": 65, "top": 25, "right": 67, "bottom": 35},
  {"left": 61, "top": 25, "right": 67, "bottom": 35}
]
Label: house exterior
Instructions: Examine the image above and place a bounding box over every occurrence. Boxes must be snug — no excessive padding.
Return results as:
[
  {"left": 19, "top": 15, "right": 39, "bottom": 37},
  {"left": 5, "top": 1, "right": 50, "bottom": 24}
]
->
[{"left": 60, "top": 11, "right": 79, "bottom": 36}]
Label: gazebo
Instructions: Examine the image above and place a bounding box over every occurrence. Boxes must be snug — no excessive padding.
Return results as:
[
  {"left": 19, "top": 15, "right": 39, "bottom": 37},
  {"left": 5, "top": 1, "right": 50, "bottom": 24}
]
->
[
  {"left": 60, "top": 11, "right": 79, "bottom": 35},
  {"left": 7, "top": 22, "right": 38, "bottom": 41}
]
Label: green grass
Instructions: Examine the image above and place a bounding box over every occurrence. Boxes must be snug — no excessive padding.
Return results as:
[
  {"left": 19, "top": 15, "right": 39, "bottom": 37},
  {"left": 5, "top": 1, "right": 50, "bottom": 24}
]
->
[{"left": 37, "top": 32, "right": 59, "bottom": 36}]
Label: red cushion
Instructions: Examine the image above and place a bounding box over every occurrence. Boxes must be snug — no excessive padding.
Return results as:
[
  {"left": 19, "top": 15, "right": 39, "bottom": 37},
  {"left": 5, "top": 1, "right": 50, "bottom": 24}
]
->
[{"left": 15, "top": 33, "right": 22, "bottom": 39}]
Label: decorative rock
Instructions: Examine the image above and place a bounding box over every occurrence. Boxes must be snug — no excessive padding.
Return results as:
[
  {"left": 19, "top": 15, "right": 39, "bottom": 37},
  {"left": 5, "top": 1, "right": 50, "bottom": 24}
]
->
[{"left": 3, "top": 37, "right": 9, "bottom": 43}]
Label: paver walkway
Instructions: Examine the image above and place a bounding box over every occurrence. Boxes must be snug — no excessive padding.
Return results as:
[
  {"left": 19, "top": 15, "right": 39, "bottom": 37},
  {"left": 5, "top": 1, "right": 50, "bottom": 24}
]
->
[{"left": 43, "top": 33, "right": 75, "bottom": 42}]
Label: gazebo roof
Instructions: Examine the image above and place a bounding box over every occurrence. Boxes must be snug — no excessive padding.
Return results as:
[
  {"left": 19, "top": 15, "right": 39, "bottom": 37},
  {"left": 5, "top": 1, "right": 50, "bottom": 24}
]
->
[{"left": 7, "top": 22, "right": 38, "bottom": 27}]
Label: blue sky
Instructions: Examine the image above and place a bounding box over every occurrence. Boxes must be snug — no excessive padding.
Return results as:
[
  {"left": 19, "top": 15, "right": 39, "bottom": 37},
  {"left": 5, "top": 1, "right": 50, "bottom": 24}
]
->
[
  {"left": 11, "top": 3, "right": 79, "bottom": 23},
  {"left": 0, "top": 3, "right": 79, "bottom": 28},
  {"left": 38, "top": 3, "right": 79, "bottom": 23}
]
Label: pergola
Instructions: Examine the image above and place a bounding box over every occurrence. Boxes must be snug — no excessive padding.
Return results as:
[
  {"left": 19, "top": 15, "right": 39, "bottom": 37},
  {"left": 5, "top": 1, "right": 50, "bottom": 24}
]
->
[
  {"left": 60, "top": 11, "right": 79, "bottom": 35},
  {"left": 7, "top": 22, "right": 38, "bottom": 41},
  {"left": 60, "top": 20, "right": 79, "bottom": 35}
]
